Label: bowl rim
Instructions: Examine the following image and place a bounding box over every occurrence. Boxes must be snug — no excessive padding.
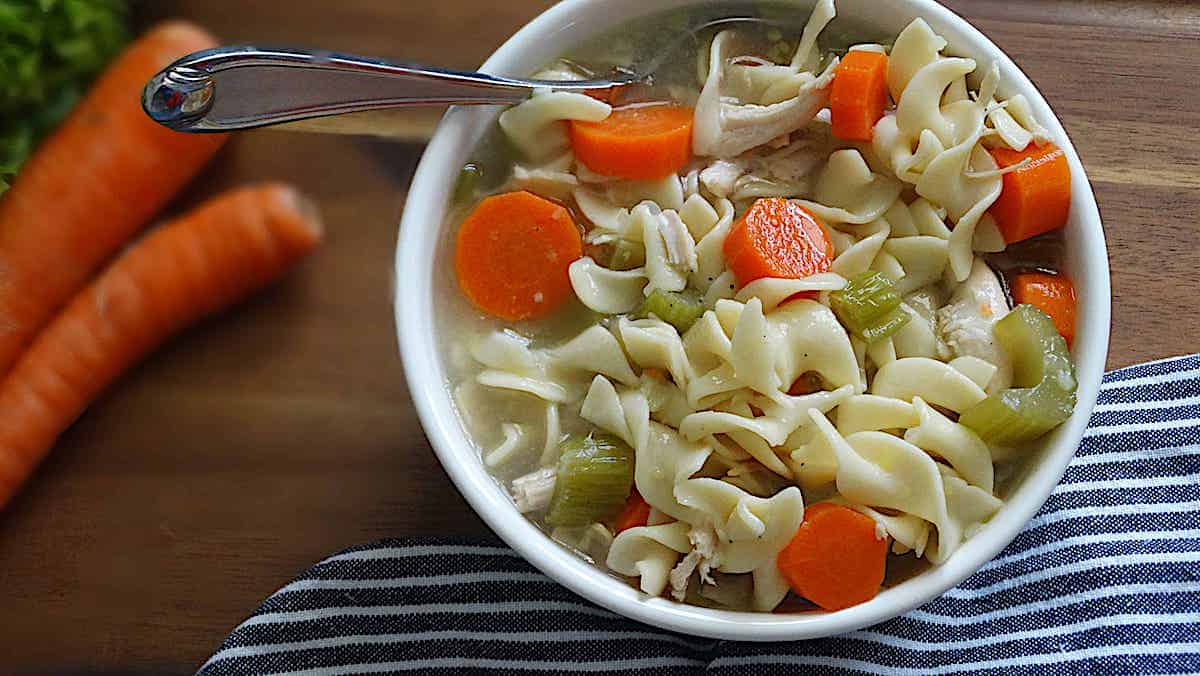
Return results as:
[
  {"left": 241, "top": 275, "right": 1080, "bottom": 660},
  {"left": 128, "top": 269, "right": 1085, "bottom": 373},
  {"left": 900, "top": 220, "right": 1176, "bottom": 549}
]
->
[{"left": 395, "top": 0, "right": 1112, "bottom": 641}]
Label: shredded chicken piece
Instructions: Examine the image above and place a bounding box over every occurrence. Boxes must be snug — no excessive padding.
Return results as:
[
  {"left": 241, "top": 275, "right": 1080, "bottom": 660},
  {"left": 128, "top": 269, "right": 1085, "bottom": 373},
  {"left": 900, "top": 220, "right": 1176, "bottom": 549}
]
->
[
  {"left": 697, "top": 124, "right": 831, "bottom": 201},
  {"left": 695, "top": 83, "right": 833, "bottom": 159},
  {"left": 510, "top": 466, "right": 557, "bottom": 513},
  {"left": 667, "top": 526, "right": 721, "bottom": 601},
  {"left": 700, "top": 160, "right": 742, "bottom": 198},
  {"left": 659, "top": 210, "right": 698, "bottom": 270},
  {"left": 692, "top": 31, "right": 837, "bottom": 159},
  {"left": 936, "top": 258, "right": 1013, "bottom": 392},
  {"left": 748, "top": 133, "right": 829, "bottom": 184},
  {"left": 668, "top": 551, "right": 701, "bottom": 601},
  {"left": 690, "top": 526, "right": 719, "bottom": 569}
]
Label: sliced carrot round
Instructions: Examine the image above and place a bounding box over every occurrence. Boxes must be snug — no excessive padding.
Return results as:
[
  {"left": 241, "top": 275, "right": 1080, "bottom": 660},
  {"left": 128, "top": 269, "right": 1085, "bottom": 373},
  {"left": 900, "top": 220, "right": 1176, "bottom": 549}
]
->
[
  {"left": 723, "top": 198, "right": 834, "bottom": 288},
  {"left": 988, "top": 142, "right": 1071, "bottom": 244},
  {"left": 454, "top": 191, "right": 582, "bottom": 321},
  {"left": 777, "top": 502, "right": 888, "bottom": 611},
  {"left": 830, "top": 50, "right": 890, "bottom": 142},
  {"left": 569, "top": 104, "right": 694, "bottom": 181}
]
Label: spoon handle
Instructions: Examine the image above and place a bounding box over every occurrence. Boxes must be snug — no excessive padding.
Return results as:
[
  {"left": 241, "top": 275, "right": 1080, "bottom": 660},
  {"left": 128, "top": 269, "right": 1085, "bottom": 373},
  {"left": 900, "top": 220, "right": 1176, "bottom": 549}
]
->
[{"left": 142, "top": 46, "right": 620, "bottom": 133}]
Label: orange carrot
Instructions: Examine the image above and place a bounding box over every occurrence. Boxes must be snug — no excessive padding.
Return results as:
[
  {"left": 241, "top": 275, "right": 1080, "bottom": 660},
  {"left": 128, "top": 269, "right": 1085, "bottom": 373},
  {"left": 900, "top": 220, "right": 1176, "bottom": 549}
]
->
[
  {"left": 988, "top": 142, "right": 1072, "bottom": 244},
  {"left": 776, "top": 502, "right": 888, "bottom": 611},
  {"left": 723, "top": 198, "right": 834, "bottom": 288},
  {"left": 830, "top": 50, "right": 890, "bottom": 141},
  {"left": 0, "top": 184, "right": 321, "bottom": 508},
  {"left": 0, "top": 22, "right": 227, "bottom": 378},
  {"left": 569, "top": 104, "right": 693, "bottom": 181},
  {"left": 455, "top": 190, "right": 582, "bottom": 322},
  {"left": 614, "top": 490, "right": 652, "bottom": 534},
  {"left": 788, "top": 372, "right": 824, "bottom": 396},
  {"left": 1013, "top": 272, "right": 1077, "bottom": 347}
]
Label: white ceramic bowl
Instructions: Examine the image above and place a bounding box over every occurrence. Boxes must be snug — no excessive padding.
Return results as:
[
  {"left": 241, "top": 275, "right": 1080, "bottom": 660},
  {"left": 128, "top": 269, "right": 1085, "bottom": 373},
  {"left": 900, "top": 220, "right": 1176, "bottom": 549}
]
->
[{"left": 396, "top": 0, "right": 1111, "bottom": 641}]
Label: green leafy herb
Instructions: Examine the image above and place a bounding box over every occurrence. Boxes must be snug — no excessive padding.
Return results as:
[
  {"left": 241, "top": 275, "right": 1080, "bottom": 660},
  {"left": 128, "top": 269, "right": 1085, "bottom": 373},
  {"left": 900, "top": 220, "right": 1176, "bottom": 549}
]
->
[{"left": 1, "top": 0, "right": 130, "bottom": 193}]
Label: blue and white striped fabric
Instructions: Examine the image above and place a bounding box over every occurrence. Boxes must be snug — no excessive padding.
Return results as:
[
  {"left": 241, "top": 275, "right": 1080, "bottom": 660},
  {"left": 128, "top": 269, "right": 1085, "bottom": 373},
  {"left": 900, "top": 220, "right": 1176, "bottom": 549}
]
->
[{"left": 199, "top": 354, "right": 1200, "bottom": 675}]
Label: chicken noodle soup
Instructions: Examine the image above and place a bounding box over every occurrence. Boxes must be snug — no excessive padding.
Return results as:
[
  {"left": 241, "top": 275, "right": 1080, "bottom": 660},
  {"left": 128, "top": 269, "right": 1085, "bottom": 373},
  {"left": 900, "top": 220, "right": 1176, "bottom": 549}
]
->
[{"left": 444, "top": 0, "right": 1078, "bottom": 612}]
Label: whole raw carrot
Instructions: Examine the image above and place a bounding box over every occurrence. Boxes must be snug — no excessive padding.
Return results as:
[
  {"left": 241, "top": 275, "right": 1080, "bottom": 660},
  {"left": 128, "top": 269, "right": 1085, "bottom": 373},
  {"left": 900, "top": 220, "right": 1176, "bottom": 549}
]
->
[
  {"left": 0, "top": 21, "right": 227, "bottom": 377},
  {"left": 0, "top": 184, "right": 322, "bottom": 508}
]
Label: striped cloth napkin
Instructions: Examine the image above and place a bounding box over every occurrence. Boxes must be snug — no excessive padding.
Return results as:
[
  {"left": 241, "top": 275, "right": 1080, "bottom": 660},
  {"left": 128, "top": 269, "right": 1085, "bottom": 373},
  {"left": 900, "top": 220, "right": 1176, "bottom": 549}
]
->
[{"left": 199, "top": 354, "right": 1200, "bottom": 675}]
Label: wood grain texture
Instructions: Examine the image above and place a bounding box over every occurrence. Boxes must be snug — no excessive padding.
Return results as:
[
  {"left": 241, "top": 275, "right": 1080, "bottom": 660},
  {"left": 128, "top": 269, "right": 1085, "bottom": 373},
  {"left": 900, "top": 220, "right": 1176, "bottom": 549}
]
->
[{"left": 1, "top": 1, "right": 1197, "bottom": 673}]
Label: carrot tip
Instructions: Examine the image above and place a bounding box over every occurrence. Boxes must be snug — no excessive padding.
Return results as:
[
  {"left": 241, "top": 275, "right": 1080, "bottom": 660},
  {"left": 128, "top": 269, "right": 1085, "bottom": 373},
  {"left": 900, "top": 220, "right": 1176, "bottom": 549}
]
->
[{"left": 269, "top": 184, "right": 325, "bottom": 240}]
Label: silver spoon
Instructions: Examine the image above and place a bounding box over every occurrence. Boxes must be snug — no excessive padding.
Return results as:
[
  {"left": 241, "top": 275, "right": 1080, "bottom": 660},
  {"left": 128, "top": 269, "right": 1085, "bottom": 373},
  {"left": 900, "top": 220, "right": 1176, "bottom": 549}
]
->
[{"left": 141, "top": 17, "right": 779, "bottom": 135}]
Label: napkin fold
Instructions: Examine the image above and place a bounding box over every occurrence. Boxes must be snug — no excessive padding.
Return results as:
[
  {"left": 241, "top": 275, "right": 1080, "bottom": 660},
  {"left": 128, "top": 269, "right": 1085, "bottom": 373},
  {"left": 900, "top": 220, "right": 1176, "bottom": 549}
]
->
[{"left": 199, "top": 354, "right": 1200, "bottom": 675}]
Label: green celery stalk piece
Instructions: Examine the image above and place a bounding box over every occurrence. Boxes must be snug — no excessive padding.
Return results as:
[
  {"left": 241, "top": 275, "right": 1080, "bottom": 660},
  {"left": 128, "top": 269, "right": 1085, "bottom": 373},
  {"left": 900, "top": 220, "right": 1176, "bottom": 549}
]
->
[
  {"left": 545, "top": 433, "right": 634, "bottom": 527},
  {"left": 452, "top": 162, "right": 482, "bottom": 206},
  {"left": 958, "top": 379, "right": 1076, "bottom": 447},
  {"left": 608, "top": 239, "right": 646, "bottom": 271},
  {"left": 859, "top": 307, "right": 912, "bottom": 343},
  {"left": 959, "top": 304, "right": 1078, "bottom": 446},
  {"left": 994, "top": 303, "right": 1076, "bottom": 389},
  {"left": 830, "top": 271, "right": 911, "bottom": 343},
  {"left": 638, "top": 289, "right": 704, "bottom": 333}
]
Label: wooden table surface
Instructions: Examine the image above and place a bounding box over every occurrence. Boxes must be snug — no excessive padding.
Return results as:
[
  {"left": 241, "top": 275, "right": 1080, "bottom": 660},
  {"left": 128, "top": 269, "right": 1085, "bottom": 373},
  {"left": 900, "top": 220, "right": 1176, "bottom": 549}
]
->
[{"left": 2, "top": 1, "right": 1197, "bottom": 673}]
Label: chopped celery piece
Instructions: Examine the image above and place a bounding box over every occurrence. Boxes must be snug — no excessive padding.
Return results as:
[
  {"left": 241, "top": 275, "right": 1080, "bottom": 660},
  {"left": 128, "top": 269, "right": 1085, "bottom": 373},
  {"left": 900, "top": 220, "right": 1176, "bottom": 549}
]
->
[
  {"left": 995, "top": 304, "right": 1075, "bottom": 388},
  {"left": 830, "top": 272, "right": 912, "bottom": 343},
  {"left": 609, "top": 239, "right": 646, "bottom": 271},
  {"left": 860, "top": 309, "right": 912, "bottom": 343},
  {"left": 639, "top": 289, "right": 704, "bottom": 333},
  {"left": 452, "top": 163, "right": 483, "bottom": 205},
  {"left": 831, "top": 272, "right": 902, "bottom": 326},
  {"left": 959, "top": 381, "right": 1075, "bottom": 447},
  {"left": 959, "top": 304, "right": 1077, "bottom": 446},
  {"left": 545, "top": 433, "right": 634, "bottom": 527}
]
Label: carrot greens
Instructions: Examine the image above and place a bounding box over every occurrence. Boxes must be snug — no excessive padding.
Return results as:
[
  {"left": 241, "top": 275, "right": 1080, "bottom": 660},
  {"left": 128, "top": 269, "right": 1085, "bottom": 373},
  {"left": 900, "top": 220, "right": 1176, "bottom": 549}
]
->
[{"left": 1, "top": 0, "right": 130, "bottom": 192}]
